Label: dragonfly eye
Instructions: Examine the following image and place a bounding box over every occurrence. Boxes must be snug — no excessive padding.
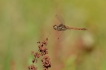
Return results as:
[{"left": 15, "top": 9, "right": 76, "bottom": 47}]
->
[{"left": 53, "top": 25, "right": 57, "bottom": 30}]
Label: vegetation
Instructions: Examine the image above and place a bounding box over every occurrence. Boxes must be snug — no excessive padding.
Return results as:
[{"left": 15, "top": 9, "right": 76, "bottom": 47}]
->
[{"left": 0, "top": 0, "right": 106, "bottom": 70}]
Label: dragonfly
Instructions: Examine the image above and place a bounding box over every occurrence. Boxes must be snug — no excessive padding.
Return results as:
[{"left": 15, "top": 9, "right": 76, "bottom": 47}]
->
[
  {"left": 53, "top": 15, "right": 87, "bottom": 39},
  {"left": 53, "top": 15, "right": 87, "bottom": 31}
]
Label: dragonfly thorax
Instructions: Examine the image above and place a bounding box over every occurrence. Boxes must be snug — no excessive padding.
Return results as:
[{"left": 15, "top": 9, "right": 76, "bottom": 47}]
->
[{"left": 53, "top": 24, "right": 67, "bottom": 31}]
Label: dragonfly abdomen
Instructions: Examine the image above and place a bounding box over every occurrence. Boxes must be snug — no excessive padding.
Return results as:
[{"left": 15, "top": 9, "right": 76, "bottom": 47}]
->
[{"left": 67, "top": 26, "right": 87, "bottom": 30}]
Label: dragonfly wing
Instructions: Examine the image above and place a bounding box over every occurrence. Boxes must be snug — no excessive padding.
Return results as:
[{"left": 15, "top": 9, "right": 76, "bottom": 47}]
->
[{"left": 55, "top": 14, "right": 65, "bottom": 24}]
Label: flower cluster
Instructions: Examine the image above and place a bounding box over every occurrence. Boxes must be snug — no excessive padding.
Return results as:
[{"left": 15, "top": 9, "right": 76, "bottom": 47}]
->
[
  {"left": 41, "top": 56, "right": 51, "bottom": 70},
  {"left": 28, "top": 64, "right": 37, "bottom": 70},
  {"left": 28, "top": 38, "right": 51, "bottom": 70},
  {"left": 37, "top": 38, "right": 48, "bottom": 56}
]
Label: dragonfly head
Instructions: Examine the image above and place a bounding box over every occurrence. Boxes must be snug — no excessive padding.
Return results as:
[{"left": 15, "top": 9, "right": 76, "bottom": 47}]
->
[{"left": 53, "top": 25, "right": 58, "bottom": 30}]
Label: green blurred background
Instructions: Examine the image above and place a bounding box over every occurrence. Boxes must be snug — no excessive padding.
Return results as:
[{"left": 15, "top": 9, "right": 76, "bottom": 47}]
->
[{"left": 0, "top": 0, "right": 106, "bottom": 70}]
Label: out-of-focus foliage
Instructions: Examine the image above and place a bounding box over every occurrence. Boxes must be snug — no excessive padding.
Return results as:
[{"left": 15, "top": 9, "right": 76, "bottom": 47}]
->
[{"left": 0, "top": 0, "right": 106, "bottom": 70}]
